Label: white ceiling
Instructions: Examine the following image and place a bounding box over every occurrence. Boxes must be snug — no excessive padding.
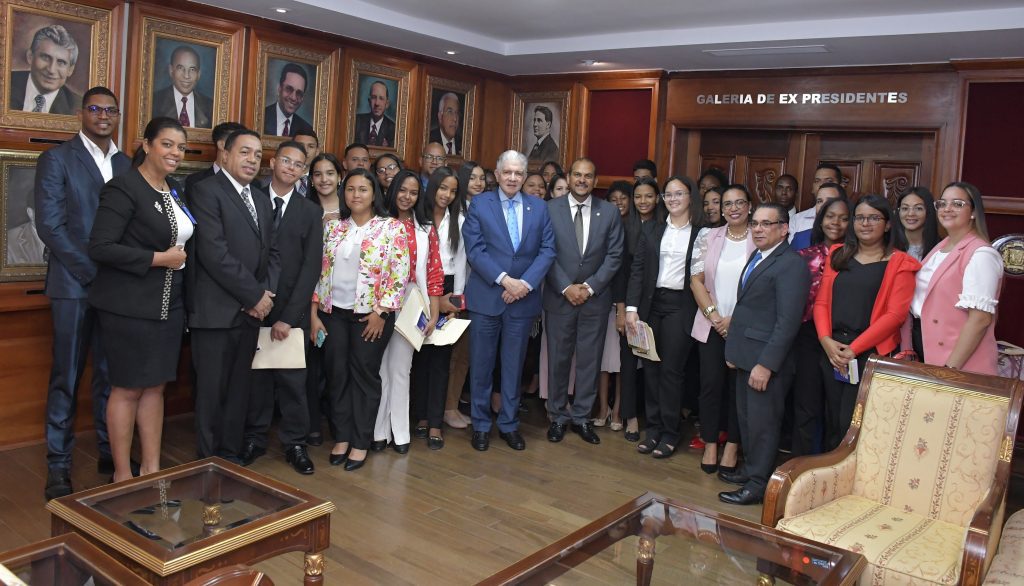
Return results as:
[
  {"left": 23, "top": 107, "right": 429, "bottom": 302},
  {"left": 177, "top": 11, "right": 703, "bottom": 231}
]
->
[{"left": 194, "top": 0, "right": 1024, "bottom": 75}]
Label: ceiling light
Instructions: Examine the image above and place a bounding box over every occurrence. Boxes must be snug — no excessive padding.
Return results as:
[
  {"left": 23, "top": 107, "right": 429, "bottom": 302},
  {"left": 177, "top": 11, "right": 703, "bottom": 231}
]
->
[
  {"left": 274, "top": 7, "right": 288, "bottom": 13},
  {"left": 703, "top": 45, "right": 828, "bottom": 57},
  {"left": 580, "top": 59, "right": 602, "bottom": 66},
  {"left": 446, "top": 50, "right": 457, "bottom": 55}
]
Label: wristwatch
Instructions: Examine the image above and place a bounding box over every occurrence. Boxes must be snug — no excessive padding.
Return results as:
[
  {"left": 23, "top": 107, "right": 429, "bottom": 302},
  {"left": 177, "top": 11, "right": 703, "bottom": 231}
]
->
[
  {"left": 375, "top": 308, "right": 390, "bottom": 318},
  {"left": 702, "top": 305, "right": 717, "bottom": 318}
]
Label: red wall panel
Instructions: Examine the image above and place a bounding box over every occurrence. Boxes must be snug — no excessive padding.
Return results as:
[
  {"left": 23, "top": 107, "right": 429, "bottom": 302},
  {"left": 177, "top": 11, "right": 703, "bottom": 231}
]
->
[
  {"left": 962, "top": 82, "right": 1024, "bottom": 198},
  {"left": 586, "top": 89, "right": 651, "bottom": 177}
]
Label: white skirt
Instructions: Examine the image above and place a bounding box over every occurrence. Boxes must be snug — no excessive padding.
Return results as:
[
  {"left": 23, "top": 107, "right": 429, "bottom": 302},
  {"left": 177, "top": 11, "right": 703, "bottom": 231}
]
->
[{"left": 600, "top": 307, "right": 621, "bottom": 373}]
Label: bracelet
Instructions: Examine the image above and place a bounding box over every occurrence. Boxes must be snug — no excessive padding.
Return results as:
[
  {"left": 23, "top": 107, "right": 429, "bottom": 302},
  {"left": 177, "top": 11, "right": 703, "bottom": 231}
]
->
[{"left": 702, "top": 305, "right": 717, "bottom": 318}]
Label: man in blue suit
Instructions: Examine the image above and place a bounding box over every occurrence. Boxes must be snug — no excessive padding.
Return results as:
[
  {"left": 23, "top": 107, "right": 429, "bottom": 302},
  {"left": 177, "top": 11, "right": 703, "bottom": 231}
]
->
[
  {"left": 34, "top": 87, "right": 131, "bottom": 499},
  {"left": 462, "top": 150, "right": 556, "bottom": 452}
]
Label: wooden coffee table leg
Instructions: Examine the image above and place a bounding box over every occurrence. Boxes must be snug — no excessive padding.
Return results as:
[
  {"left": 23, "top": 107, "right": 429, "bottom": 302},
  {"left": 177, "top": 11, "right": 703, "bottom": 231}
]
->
[
  {"left": 636, "top": 535, "right": 655, "bottom": 586},
  {"left": 304, "top": 552, "right": 325, "bottom": 585}
]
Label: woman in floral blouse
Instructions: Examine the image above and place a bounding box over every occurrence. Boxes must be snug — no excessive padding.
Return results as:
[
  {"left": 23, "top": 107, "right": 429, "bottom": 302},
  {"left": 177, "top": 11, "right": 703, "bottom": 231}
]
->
[{"left": 310, "top": 168, "right": 410, "bottom": 472}]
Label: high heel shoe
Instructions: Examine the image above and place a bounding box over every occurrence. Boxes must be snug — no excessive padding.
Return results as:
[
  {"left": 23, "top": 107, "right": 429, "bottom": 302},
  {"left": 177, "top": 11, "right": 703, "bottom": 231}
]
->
[
  {"left": 328, "top": 449, "right": 349, "bottom": 466},
  {"left": 701, "top": 462, "right": 719, "bottom": 474},
  {"left": 591, "top": 414, "right": 610, "bottom": 427}
]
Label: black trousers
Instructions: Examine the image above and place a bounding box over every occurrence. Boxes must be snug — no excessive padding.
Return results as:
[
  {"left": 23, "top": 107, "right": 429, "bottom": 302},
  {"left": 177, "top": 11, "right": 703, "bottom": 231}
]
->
[
  {"left": 697, "top": 328, "right": 739, "bottom": 444},
  {"left": 321, "top": 308, "right": 394, "bottom": 450},
  {"left": 640, "top": 288, "right": 697, "bottom": 445},
  {"left": 246, "top": 337, "right": 311, "bottom": 449},
  {"left": 790, "top": 321, "right": 825, "bottom": 456},
  {"left": 191, "top": 321, "right": 260, "bottom": 461},
  {"left": 819, "top": 349, "right": 870, "bottom": 452},
  {"left": 304, "top": 342, "right": 326, "bottom": 436},
  {"left": 735, "top": 366, "right": 793, "bottom": 496},
  {"left": 413, "top": 343, "right": 453, "bottom": 429},
  {"left": 618, "top": 334, "right": 640, "bottom": 420}
]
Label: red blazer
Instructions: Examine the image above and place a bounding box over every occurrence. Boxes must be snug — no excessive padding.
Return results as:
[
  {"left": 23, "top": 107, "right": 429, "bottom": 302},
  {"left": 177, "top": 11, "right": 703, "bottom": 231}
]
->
[{"left": 813, "top": 245, "right": 921, "bottom": 356}]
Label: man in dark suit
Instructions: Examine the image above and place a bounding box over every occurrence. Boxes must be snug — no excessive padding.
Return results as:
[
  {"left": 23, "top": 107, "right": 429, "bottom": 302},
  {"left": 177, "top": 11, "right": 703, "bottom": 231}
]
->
[
  {"left": 463, "top": 150, "right": 556, "bottom": 452},
  {"left": 151, "top": 45, "right": 214, "bottom": 129},
  {"left": 263, "top": 63, "right": 313, "bottom": 138},
  {"left": 241, "top": 141, "right": 321, "bottom": 475},
  {"left": 527, "top": 106, "right": 559, "bottom": 164},
  {"left": 353, "top": 81, "right": 396, "bottom": 147},
  {"left": 187, "top": 129, "right": 277, "bottom": 464},
  {"left": 184, "top": 122, "right": 247, "bottom": 198},
  {"left": 428, "top": 92, "right": 462, "bottom": 156},
  {"left": 34, "top": 86, "right": 131, "bottom": 499},
  {"left": 292, "top": 131, "right": 319, "bottom": 198},
  {"left": 719, "top": 203, "right": 810, "bottom": 505},
  {"left": 9, "top": 25, "right": 81, "bottom": 115},
  {"left": 543, "top": 158, "right": 623, "bottom": 445}
]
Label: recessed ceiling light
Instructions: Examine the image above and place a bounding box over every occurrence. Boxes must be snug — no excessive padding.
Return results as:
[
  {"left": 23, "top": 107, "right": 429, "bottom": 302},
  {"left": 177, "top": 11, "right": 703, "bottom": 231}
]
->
[
  {"left": 446, "top": 50, "right": 457, "bottom": 55},
  {"left": 702, "top": 45, "right": 828, "bottom": 57},
  {"left": 580, "top": 59, "right": 602, "bottom": 66},
  {"left": 274, "top": 7, "right": 288, "bottom": 13}
]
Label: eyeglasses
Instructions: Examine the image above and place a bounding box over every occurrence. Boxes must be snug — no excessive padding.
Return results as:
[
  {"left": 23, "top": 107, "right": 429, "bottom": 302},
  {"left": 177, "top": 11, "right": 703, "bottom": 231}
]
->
[
  {"left": 934, "top": 199, "right": 970, "bottom": 210},
  {"left": 749, "top": 220, "right": 785, "bottom": 229},
  {"left": 375, "top": 163, "right": 399, "bottom": 175},
  {"left": 899, "top": 205, "right": 926, "bottom": 214},
  {"left": 722, "top": 200, "right": 749, "bottom": 209},
  {"left": 662, "top": 190, "right": 689, "bottom": 200},
  {"left": 422, "top": 154, "right": 447, "bottom": 163},
  {"left": 85, "top": 105, "right": 120, "bottom": 116},
  {"left": 277, "top": 156, "right": 306, "bottom": 170},
  {"left": 854, "top": 215, "right": 885, "bottom": 225}
]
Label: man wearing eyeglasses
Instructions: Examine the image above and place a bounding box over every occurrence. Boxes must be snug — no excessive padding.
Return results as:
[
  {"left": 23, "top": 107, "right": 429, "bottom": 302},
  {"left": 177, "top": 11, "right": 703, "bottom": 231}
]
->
[
  {"left": 719, "top": 203, "right": 809, "bottom": 506},
  {"left": 420, "top": 142, "right": 447, "bottom": 189},
  {"left": 35, "top": 87, "right": 131, "bottom": 500}
]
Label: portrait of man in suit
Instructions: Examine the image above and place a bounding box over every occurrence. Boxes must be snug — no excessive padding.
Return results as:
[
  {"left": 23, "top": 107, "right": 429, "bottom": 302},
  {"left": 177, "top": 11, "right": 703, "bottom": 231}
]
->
[
  {"left": 526, "top": 105, "right": 560, "bottom": 164},
  {"left": 428, "top": 90, "right": 463, "bottom": 157},
  {"left": 353, "top": 80, "right": 396, "bottom": 147},
  {"left": 8, "top": 24, "right": 85, "bottom": 115},
  {"left": 3, "top": 166, "right": 45, "bottom": 266},
  {"left": 264, "top": 61, "right": 315, "bottom": 138},
  {"left": 151, "top": 43, "right": 214, "bottom": 129}
]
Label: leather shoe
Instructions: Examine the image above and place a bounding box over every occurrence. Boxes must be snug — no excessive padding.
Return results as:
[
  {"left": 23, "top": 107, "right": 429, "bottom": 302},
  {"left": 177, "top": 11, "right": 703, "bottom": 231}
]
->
[
  {"left": 427, "top": 435, "right": 444, "bottom": 450},
  {"left": 413, "top": 425, "right": 428, "bottom": 439},
  {"left": 98, "top": 457, "right": 140, "bottom": 476},
  {"left": 499, "top": 430, "right": 526, "bottom": 450},
  {"left": 471, "top": 431, "right": 490, "bottom": 451},
  {"left": 240, "top": 442, "right": 266, "bottom": 466},
  {"left": 392, "top": 442, "right": 410, "bottom": 455},
  {"left": 45, "top": 468, "right": 73, "bottom": 501},
  {"left": 572, "top": 422, "right": 601, "bottom": 445},
  {"left": 718, "top": 487, "right": 763, "bottom": 505},
  {"left": 547, "top": 422, "right": 566, "bottom": 442},
  {"left": 370, "top": 440, "right": 388, "bottom": 452},
  {"left": 344, "top": 457, "right": 366, "bottom": 472},
  {"left": 285, "top": 445, "right": 314, "bottom": 475},
  {"left": 718, "top": 470, "right": 749, "bottom": 486},
  {"left": 328, "top": 449, "right": 349, "bottom": 466}
]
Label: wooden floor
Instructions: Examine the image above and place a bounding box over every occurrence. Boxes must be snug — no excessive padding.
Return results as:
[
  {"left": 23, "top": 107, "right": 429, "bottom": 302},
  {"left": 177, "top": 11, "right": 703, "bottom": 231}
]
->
[{"left": 1, "top": 396, "right": 1021, "bottom": 585}]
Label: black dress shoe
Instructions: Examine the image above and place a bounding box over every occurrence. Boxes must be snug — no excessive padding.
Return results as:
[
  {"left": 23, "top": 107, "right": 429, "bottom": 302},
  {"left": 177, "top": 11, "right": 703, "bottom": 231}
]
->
[
  {"left": 328, "top": 450, "right": 348, "bottom": 466},
  {"left": 718, "top": 487, "right": 763, "bottom": 505},
  {"left": 392, "top": 442, "right": 410, "bottom": 455},
  {"left": 572, "top": 422, "right": 601, "bottom": 445},
  {"left": 370, "top": 440, "right": 388, "bottom": 452},
  {"left": 472, "top": 431, "right": 490, "bottom": 451},
  {"left": 701, "top": 462, "right": 719, "bottom": 474},
  {"left": 344, "top": 457, "right": 366, "bottom": 472},
  {"left": 427, "top": 436, "right": 444, "bottom": 450},
  {"left": 499, "top": 430, "right": 526, "bottom": 450},
  {"left": 718, "top": 470, "right": 750, "bottom": 486},
  {"left": 307, "top": 433, "right": 324, "bottom": 447},
  {"left": 285, "top": 445, "right": 314, "bottom": 475},
  {"left": 547, "top": 422, "right": 566, "bottom": 442},
  {"left": 240, "top": 442, "right": 266, "bottom": 466},
  {"left": 45, "top": 468, "right": 73, "bottom": 501},
  {"left": 413, "top": 425, "right": 428, "bottom": 439}
]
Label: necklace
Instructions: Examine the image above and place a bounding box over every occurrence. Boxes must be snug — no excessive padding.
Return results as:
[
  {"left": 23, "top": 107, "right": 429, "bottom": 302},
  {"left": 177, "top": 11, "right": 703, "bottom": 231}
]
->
[
  {"left": 139, "top": 167, "right": 169, "bottom": 192},
  {"left": 726, "top": 225, "right": 749, "bottom": 240}
]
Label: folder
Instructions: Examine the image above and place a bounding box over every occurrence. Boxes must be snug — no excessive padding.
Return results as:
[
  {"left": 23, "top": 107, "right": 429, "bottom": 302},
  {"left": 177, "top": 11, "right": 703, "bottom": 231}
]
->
[
  {"left": 626, "top": 321, "right": 660, "bottom": 361},
  {"left": 252, "top": 327, "right": 305, "bottom": 369},
  {"left": 424, "top": 317, "right": 471, "bottom": 346},
  {"left": 394, "top": 287, "right": 430, "bottom": 351}
]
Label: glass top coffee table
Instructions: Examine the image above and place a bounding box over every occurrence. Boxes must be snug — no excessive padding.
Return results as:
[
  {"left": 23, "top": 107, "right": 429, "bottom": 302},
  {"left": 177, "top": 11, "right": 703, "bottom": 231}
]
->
[
  {"left": 46, "top": 457, "right": 335, "bottom": 585},
  {"left": 0, "top": 533, "right": 148, "bottom": 586},
  {"left": 480, "top": 492, "right": 865, "bottom": 585}
]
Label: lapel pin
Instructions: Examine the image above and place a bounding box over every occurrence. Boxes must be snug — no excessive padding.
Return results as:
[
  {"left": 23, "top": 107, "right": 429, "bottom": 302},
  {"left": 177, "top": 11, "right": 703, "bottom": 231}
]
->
[
  {"left": 526, "top": 207, "right": 531, "bottom": 211},
  {"left": 596, "top": 212, "right": 601, "bottom": 216},
  {"left": 154, "top": 201, "right": 162, "bottom": 213}
]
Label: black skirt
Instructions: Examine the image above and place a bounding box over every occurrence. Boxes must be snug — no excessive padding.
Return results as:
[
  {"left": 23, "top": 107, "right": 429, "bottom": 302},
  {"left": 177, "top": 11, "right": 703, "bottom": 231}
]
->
[{"left": 98, "top": 304, "right": 185, "bottom": 388}]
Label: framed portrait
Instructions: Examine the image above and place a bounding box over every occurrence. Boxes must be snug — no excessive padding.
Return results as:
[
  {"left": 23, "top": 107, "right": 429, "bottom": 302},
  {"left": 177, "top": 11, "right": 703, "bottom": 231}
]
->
[
  {"left": 346, "top": 57, "right": 412, "bottom": 159},
  {"left": 0, "top": 150, "right": 45, "bottom": 282},
  {"left": 167, "top": 158, "right": 210, "bottom": 190},
  {"left": 0, "top": 0, "right": 120, "bottom": 134},
  {"left": 127, "top": 5, "right": 244, "bottom": 147},
  {"left": 511, "top": 90, "right": 570, "bottom": 172},
  {"left": 423, "top": 75, "right": 476, "bottom": 163},
  {"left": 247, "top": 29, "right": 339, "bottom": 149}
]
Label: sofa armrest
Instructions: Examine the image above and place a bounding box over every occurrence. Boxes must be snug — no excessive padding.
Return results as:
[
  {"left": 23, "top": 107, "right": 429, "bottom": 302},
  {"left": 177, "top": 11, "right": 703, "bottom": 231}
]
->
[
  {"left": 962, "top": 483, "right": 1008, "bottom": 586},
  {"left": 762, "top": 445, "right": 857, "bottom": 528}
]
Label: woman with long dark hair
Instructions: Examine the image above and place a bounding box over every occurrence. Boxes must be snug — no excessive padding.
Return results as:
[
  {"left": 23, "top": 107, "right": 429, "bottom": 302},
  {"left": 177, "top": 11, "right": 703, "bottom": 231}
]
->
[
  {"left": 893, "top": 186, "right": 939, "bottom": 261},
  {"left": 702, "top": 185, "right": 725, "bottom": 228},
  {"left": 547, "top": 173, "right": 569, "bottom": 199},
  {"left": 308, "top": 153, "right": 342, "bottom": 220}
]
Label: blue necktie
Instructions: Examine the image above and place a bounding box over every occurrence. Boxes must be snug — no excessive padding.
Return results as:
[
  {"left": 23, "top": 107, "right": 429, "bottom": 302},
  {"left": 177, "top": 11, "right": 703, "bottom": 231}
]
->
[
  {"left": 506, "top": 198, "right": 520, "bottom": 250},
  {"left": 741, "top": 250, "right": 762, "bottom": 288}
]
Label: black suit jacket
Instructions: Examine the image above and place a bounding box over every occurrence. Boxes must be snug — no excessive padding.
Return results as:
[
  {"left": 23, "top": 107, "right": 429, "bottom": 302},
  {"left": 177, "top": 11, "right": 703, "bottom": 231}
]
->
[
  {"left": 186, "top": 171, "right": 277, "bottom": 329},
  {"left": 353, "top": 112, "right": 396, "bottom": 147},
  {"left": 528, "top": 134, "right": 559, "bottom": 163},
  {"left": 723, "top": 243, "right": 810, "bottom": 373},
  {"left": 625, "top": 222, "right": 701, "bottom": 321},
  {"left": 428, "top": 126, "right": 461, "bottom": 156},
  {"left": 184, "top": 166, "right": 216, "bottom": 202},
  {"left": 9, "top": 70, "right": 80, "bottom": 115},
  {"left": 264, "top": 104, "right": 313, "bottom": 137},
  {"left": 262, "top": 190, "right": 322, "bottom": 328},
  {"left": 151, "top": 86, "right": 213, "bottom": 129},
  {"left": 88, "top": 170, "right": 190, "bottom": 319}
]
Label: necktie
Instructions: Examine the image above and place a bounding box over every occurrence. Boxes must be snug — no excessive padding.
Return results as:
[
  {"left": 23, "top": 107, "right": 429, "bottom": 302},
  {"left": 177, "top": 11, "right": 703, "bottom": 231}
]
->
[
  {"left": 446, "top": 141, "right": 454, "bottom": 155},
  {"left": 272, "top": 196, "right": 283, "bottom": 231},
  {"left": 240, "top": 186, "right": 258, "bottom": 224},
  {"left": 741, "top": 250, "right": 763, "bottom": 289},
  {"left": 282, "top": 117, "right": 290, "bottom": 137},
  {"left": 369, "top": 123, "right": 378, "bottom": 144},
  {"left": 32, "top": 95, "right": 45, "bottom": 113},
  {"left": 179, "top": 96, "right": 190, "bottom": 127},
  {"left": 506, "top": 199, "right": 519, "bottom": 251},
  {"left": 296, "top": 176, "right": 307, "bottom": 198},
  {"left": 574, "top": 203, "right": 585, "bottom": 252}
]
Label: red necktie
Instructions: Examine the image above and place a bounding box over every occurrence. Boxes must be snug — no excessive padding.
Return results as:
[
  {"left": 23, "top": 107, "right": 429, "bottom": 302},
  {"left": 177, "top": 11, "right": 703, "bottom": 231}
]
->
[
  {"left": 447, "top": 141, "right": 454, "bottom": 155},
  {"left": 179, "top": 97, "right": 190, "bottom": 127},
  {"left": 282, "top": 117, "right": 290, "bottom": 136},
  {"left": 369, "top": 123, "right": 378, "bottom": 144}
]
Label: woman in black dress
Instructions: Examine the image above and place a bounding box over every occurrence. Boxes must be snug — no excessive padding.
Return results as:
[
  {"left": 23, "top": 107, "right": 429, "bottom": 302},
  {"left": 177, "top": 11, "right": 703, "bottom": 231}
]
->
[{"left": 88, "top": 117, "right": 194, "bottom": 482}]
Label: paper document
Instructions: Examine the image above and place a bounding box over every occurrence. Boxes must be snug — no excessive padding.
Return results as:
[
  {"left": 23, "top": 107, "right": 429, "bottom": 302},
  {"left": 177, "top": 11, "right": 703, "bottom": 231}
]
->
[
  {"left": 394, "top": 287, "right": 430, "bottom": 351},
  {"left": 252, "top": 327, "right": 305, "bottom": 369},
  {"left": 626, "top": 321, "right": 660, "bottom": 361},
  {"left": 425, "top": 316, "right": 471, "bottom": 346}
]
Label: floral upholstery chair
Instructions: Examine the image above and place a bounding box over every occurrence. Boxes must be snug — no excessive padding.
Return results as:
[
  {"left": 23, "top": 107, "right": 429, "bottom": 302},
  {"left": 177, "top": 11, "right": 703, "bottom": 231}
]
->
[
  {"left": 762, "top": 356, "right": 1024, "bottom": 585},
  {"left": 982, "top": 509, "right": 1024, "bottom": 585}
]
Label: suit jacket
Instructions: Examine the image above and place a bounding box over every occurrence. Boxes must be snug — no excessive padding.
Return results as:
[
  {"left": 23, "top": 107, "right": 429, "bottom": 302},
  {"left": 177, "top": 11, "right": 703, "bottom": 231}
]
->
[
  {"left": 9, "top": 70, "right": 80, "bottom": 115},
  {"left": 34, "top": 134, "right": 131, "bottom": 299},
  {"left": 88, "top": 170, "right": 191, "bottom": 319},
  {"left": 6, "top": 221, "right": 45, "bottom": 265},
  {"left": 151, "top": 86, "right": 213, "bottom": 129},
  {"left": 428, "top": 126, "right": 461, "bottom": 156},
  {"left": 354, "top": 113, "right": 396, "bottom": 147},
  {"left": 543, "top": 195, "right": 623, "bottom": 315},
  {"left": 723, "top": 242, "right": 810, "bottom": 373},
  {"left": 262, "top": 191, "right": 322, "bottom": 328},
  {"left": 528, "top": 134, "right": 559, "bottom": 163},
  {"left": 186, "top": 171, "right": 277, "bottom": 329},
  {"left": 625, "top": 222, "right": 701, "bottom": 321},
  {"left": 184, "top": 165, "right": 216, "bottom": 202},
  {"left": 462, "top": 190, "right": 556, "bottom": 318},
  {"left": 264, "top": 104, "right": 313, "bottom": 137}
]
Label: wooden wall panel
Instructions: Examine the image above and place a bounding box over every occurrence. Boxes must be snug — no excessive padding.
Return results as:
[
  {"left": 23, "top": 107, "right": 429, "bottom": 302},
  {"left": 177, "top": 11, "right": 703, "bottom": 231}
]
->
[
  {"left": 698, "top": 155, "right": 735, "bottom": 183},
  {"left": 873, "top": 162, "right": 920, "bottom": 206},
  {"left": 745, "top": 157, "right": 786, "bottom": 205}
]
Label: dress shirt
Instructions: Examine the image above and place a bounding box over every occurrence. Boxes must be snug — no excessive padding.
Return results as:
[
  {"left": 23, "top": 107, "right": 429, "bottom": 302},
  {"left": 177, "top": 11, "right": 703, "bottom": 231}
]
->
[
  {"left": 275, "top": 104, "right": 293, "bottom": 136},
  {"left": 268, "top": 185, "right": 294, "bottom": 216},
  {"left": 22, "top": 77, "right": 59, "bottom": 113},
  {"left": 172, "top": 88, "right": 196, "bottom": 127},
  {"left": 369, "top": 117, "right": 381, "bottom": 137},
  {"left": 437, "top": 209, "right": 466, "bottom": 294},
  {"left": 748, "top": 241, "right": 783, "bottom": 275},
  {"left": 655, "top": 218, "right": 693, "bottom": 289},
  {"left": 439, "top": 129, "right": 456, "bottom": 153},
  {"left": 79, "top": 131, "right": 120, "bottom": 182},
  {"left": 331, "top": 223, "right": 367, "bottom": 310},
  {"left": 494, "top": 191, "right": 533, "bottom": 290},
  {"left": 911, "top": 246, "right": 1002, "bottom": 317},
  {"left": 788, "top": 206, "right": 816, "bottom": 243}
]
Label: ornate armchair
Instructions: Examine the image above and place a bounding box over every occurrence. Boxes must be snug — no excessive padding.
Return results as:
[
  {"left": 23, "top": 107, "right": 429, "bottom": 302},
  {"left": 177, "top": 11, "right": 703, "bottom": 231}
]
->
[{"left": 762, "top": 356, "right": 1023, "bottom": 585}]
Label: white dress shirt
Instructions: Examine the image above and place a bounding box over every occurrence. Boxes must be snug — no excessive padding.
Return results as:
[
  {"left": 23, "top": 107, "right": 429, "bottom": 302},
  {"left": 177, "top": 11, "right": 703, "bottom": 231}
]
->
[
  {"left": 221, "top": 170, "right": 257, "bottom": 213},
  {"left": 22, "top": 77, "right": 59, "bottom": 113},
  {"left": 172, "top": 88, "right": 196, "bottom": 126},
  {"left": 437, "top": 210, "right": 467, "bottom": 295},
  {"left": 788, "top": 207, "right": 816, "bottom": 243},
  {"left": 78, "top": 131, "right": 119, "bottom": 182},
  {"left": 747, "top": 241, "right": 784, "bottom": 275},
  {"left": 331, "top": 223, "right": 367, "bottom": 310},
  {"left": 269, "top": 185, "right": 294, "bottom": 216},
  {"left": 714, "top": 237, "right": 748, "bottom": 317},
  {"left": 656, "top": 218, "right": 693, "bottom": 289}
]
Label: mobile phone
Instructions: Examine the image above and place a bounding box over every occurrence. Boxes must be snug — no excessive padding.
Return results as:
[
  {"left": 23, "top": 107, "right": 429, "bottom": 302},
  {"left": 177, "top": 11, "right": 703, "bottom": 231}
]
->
[
  {"left": 449, "top": 294, "right": 465, "bottom": 310},
  {"left": 315, "top": 329, "right": 326, "bottom": 348}
]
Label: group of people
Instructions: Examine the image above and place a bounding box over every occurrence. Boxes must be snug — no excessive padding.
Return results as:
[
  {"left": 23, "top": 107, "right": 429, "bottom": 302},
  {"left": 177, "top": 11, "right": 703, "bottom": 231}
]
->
[{"left": 38, "top": 87, "right": 1005, "bottom": 511}]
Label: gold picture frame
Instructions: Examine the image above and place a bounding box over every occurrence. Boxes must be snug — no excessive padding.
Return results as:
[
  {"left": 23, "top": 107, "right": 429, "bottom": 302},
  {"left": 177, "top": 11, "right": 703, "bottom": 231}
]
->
[
  {"left": 346, "top": 57, "right": 412, "bottom": 159},
  {"left": 422, "top": 75, "right": 476, "bottom": 164},
  {"left": 0, "top": 149, "right": 45, "bottom": 282}
]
